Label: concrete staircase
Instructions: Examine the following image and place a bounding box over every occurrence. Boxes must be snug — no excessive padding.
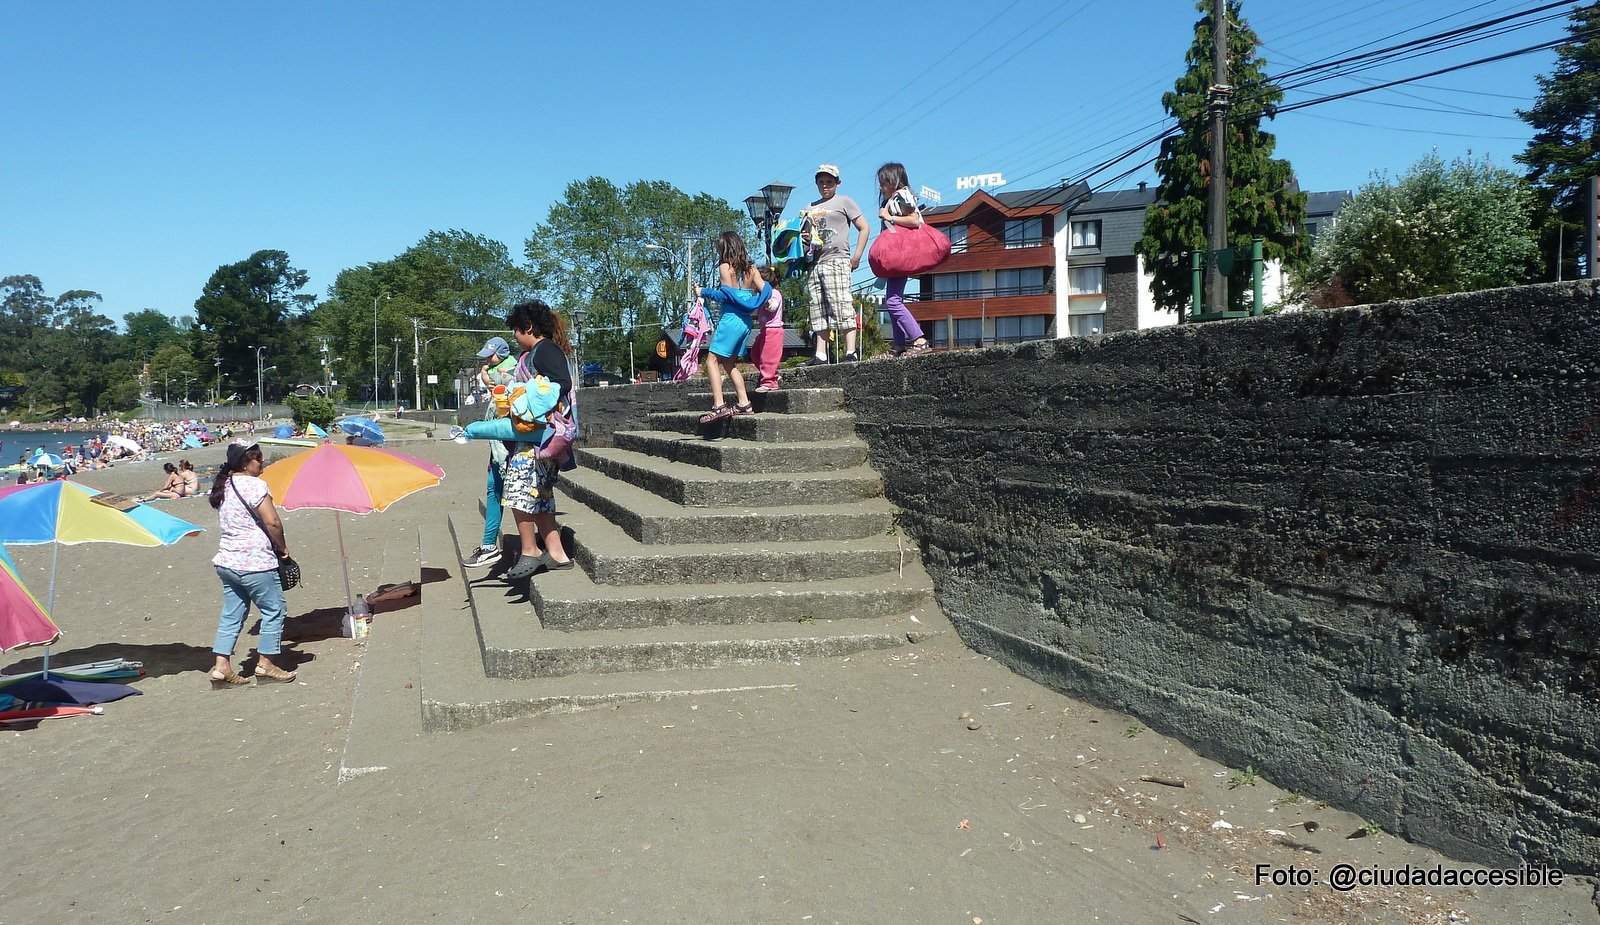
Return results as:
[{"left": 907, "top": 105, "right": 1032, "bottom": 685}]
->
[{"left": 420, "top": 387, "right": 944, "bottom": 731}]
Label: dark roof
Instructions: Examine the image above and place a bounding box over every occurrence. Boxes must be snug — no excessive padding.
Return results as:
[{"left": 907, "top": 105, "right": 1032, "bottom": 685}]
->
[{"left": 927, "top": 183, "right": 1352, "bottom": 220}]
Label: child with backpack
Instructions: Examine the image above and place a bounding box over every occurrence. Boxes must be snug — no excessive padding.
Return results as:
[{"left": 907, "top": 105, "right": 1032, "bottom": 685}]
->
[
  {"left": 876, "top": 162, "right": 933, "bottom": 357},
  {"left": 696, "top": 232, "right": 767, "bottom": 424},
  {"left": 751, "top": 266, "right": 786, "bottom": 392}
]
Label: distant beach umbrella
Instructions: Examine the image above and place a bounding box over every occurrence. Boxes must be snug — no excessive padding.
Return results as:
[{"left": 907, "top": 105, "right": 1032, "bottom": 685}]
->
[
  {"left": 27, "top": 453, "right": 63, "bottom": 469},
  {"left": 336, "top": 417, "right": 385, "bottom": 445},
  {"left": 106, "top": 435, "right": 141, "bottom": 454}
]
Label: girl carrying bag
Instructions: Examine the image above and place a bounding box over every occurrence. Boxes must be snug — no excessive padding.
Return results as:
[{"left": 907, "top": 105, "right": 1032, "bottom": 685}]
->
[
  {"left": 230, "top": 478, "right": 302, "bottom": 591},
  {"left": 867, "top": 211, "right": 952, "bottom": 279}
]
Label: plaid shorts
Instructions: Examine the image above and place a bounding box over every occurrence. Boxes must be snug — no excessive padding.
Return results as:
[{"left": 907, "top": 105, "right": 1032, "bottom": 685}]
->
[
  {"left": 502, "top": 446, "right": 559, "bottom": 515},
  {"left": 807, "top": 255, "right": 856, "bottom": 333}
]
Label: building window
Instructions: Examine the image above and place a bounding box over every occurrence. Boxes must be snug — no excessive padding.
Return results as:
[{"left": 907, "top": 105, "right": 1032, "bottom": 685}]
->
[
  {"left": 1004, "top": 218, "right": 1043, "bottom": 249},
  {"left": 943, "top": 225, "right": 967, "bottom": 253},
  {"left": 995, "top": 315, "right": 1051, "bottom": 343},
  {"left": 931, "top": 271, "right": 983, "bottom": 299},
  {"left": 928, "top": 319, "right": 949, "bottom": 347},
  {"left": 955, "top": 317, "right": 983, "bottom": 347},
  {"left": 1304, "top": 221, "right": 1319, "bottom": 238},
  {"left": 995, "top": 267, "right": 1046, "bottom": 295},
  {"left": 1068, "top": 265, "right": 1105, "bottom": 295},
  {"left": 1068, "top": 313, "right": 1105, "bottom": 337},
  {"left": 1070, "top": 220, "right": 1101, "bottom": 249}
]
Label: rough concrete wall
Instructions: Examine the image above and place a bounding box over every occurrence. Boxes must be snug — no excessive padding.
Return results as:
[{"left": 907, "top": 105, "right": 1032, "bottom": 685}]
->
[
  {"left": 1103, "top": 255, "right": 1140, "bottom": 333},
  {"left": 577, "top": 281, "right": 1600, "bottom": 873}
]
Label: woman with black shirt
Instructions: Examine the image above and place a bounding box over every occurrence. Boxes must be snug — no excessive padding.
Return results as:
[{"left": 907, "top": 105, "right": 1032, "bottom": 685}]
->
[{"left": 501, "top": 300, "right": 578, "bottom": 581}]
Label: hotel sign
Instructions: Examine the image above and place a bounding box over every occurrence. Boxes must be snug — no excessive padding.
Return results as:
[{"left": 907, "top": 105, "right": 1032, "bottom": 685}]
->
[{"left": 955, "top": 172, "right": 1007, "bottom": 190}]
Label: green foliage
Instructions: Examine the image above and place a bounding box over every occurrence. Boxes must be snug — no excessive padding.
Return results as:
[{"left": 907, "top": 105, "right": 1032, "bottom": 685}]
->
[
  {"left": 312, "top": 230, "right": 533, "bottom": 404},
  {"left": 1295, "top": 153, "right": 1541, "bottom": 305},
  {"left": 1516, "top": 2, "right": 1600, "bottom": 280},
  {"left": 0, "top": 275, "right": 129, "bottom": 415},
  {"left": 286, "top": 394, "right": 335, "bottom": 431},
  {"left": 526, "top": 178, "right": 753, "bottom": 370},
  {"left": 1136, "top": 0, "right": 1307, "bottom": 316},
  {"left": 194, "top": 250, "right": 315, "bottom": 405},
  {"left": 122, "top": 309, "right": 186, "bottom": 362}
]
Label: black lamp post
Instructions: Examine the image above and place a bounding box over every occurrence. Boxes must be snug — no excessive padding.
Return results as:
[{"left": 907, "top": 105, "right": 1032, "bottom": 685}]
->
[
  {"left": 571, "top": 306, "right": 588, "bottom": 380},
  {"left": 745, "top": 182, "right": 795, "bottom": 264}
]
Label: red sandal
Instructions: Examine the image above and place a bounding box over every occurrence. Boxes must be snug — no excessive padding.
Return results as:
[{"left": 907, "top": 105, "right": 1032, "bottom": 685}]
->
[{"left": 698, "top": 404, "right": 733, "bottom": 424}]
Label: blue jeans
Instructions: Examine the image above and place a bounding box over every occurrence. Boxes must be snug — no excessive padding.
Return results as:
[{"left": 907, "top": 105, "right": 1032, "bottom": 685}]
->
[
  {"left": 213, "top": 566, "right": 286, "bottom": 657},
  {"left": 482, "top": 455, "right": 505, "bottom": 546}
]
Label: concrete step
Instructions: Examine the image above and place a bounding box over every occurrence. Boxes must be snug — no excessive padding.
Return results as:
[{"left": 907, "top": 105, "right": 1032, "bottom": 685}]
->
[
  {"left": 560, "top": 465, "right": 896, "bottom": 544},
  {"left": 527, "top": 562, "right": 934, "bottom": 631},
  {"left": 424, "top": 513, "right": 943, "bottom": 732},
  {"left": 575, "top": 445, "right": 882, "bottom": 508},
  {"left": 559, "top": 488, "right": 913, "bottom": 585},
  {"left": 612, "top": 429, "right": 869, "bottom": 474},
  {"left": 687, "top": 387, "right": 843, "bottom": 414},
  {"left": 647, "top": 409, "right": 858, "bottom": 443},
  {"left": 481, "top": 612, "right": 944, "bottom": 680}
]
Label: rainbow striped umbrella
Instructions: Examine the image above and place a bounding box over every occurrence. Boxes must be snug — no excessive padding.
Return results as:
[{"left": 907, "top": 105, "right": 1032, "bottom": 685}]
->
[
  {"left": 0, "top": 480, "right": 202, "bottom": 674},
  {"left": 261, "top": 444, "right": 444, "bottom": 617}
]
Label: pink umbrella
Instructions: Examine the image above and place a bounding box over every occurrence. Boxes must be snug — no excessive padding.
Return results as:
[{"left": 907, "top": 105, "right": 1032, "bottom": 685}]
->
[
  {"left": 0, "top": 546, "right": 62, "bottom": 654},
  {"left": 260, "top": 444, "right": 445, "bottom": 618}
]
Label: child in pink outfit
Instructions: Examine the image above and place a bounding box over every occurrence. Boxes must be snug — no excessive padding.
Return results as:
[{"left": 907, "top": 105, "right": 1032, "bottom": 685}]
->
[{"left": 752, "top": 266, "right": 786, "bottom": 392}]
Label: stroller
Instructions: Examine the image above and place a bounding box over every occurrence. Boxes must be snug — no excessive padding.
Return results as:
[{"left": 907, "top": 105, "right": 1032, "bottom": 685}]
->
[{"left": 673, "top": 298, "right": 711, "bottom": 382}]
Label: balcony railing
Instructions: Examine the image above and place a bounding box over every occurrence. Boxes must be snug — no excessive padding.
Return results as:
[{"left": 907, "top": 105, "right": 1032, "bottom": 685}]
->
[{"left": 909, "top": 284, "right": 1050, "bottom": 302}]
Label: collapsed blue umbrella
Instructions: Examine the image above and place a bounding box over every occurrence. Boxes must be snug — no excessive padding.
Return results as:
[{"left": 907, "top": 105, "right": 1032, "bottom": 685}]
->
[
  {"left": 273, "top": 424, "right": 294, "bottom": 439},
  {"left": 183, "top": 435, "right": 203, "bottom": 449},
  {"left": 27, "top": 453, "right": 63, "bottom": 469},
  {"left": 336, "top": 417, "right": 386, "bottom": 445}
]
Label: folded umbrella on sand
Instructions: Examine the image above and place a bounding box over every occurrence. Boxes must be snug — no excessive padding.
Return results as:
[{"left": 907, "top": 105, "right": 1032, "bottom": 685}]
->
[
  {"left": 260, "top": 443, "right": 444, "bottom": 618},
  {"left": 0, "top": 658, "right": 144, "bottom": 690}
]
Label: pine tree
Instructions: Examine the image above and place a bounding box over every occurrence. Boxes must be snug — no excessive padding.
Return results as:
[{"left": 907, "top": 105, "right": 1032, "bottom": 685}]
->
[
  {"left": 1137, "top": 0, "right": 1306, "bottom": 316},
  {"left": 1515, "top": 1, "right": 1600, "bottom": 280}
]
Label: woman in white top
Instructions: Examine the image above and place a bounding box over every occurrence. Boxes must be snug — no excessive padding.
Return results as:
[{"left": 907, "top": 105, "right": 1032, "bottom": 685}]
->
[{"left": 206, "top": 441, "right": 295, "bottom": 686}]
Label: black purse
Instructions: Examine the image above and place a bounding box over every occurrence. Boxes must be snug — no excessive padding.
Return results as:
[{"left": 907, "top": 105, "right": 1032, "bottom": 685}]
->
[{"left": 230, "top": 477, "right": 301, "bottom": 591}]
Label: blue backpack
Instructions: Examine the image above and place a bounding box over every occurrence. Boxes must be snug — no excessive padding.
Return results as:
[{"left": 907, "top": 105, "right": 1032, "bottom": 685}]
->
[{"left": 770, "top": 216, "right": 821, "bottom": 280}]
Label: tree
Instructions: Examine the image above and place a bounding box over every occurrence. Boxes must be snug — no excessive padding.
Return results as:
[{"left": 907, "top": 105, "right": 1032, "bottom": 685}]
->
[
  {"left": 1516, "top": 1, "right": 1600, "bottom": 280},
  {"left": 1136, "top": 0, "right": 1307, "bottom": 316},
  {"left": 123, "top": 309, "right": 186, "bottom": 363},
  {"left": 1295, "top": 153, "right": 1541, "bottom": 306},
  {"left": 526, "top": 178, "right": 751, "bottom": 371},
  {"left": 194, "top": 250, "right": 312, "bottom": 404}
]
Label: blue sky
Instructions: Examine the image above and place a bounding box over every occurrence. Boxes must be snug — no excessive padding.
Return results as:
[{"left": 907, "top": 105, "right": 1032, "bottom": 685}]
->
[{"left": 2, "top": 0, "right": 1568, "bottom": 325}]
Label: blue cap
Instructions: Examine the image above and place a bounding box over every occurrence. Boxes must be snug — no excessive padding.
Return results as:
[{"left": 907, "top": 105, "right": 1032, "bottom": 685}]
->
[{"left": 477, "top": 336, "right": 510, "bottom": 359}]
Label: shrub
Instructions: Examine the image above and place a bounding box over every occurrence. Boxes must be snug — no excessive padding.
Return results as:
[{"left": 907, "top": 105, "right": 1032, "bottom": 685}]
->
[{"left": 286, "top": 394, "right": 334, "bottom": 431}]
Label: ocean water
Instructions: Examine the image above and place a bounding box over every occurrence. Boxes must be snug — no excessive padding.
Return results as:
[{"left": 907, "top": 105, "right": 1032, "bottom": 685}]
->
[{"left": 2, "top": 430, "right": 102, "bottom": 465}]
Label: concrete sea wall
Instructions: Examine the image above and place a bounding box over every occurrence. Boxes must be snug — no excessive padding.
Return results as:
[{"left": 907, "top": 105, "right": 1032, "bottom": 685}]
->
[{"left": 579, "top": 280, "right": 1600, "bottom": 873}]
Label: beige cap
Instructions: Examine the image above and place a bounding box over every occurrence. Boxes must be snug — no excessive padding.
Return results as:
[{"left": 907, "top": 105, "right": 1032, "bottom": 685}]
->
[{"left": 816, "top": 164, "right": 841, "bottom": 181}]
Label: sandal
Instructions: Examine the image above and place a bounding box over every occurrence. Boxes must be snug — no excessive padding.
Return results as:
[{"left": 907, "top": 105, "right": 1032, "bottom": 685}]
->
[
  {"left": 253, "top": 663, "right": 297, "bottom": 684},
  {"left": 698, "top": 404, "right": 734, "bottom": 424},
  {"left": 902, "top": 340, "right": 932, "bottom": 357},
  {"left": 210, "top": 668, "right": 252, "bottom": 688},
  {"left": 731, "top": 402, "right": 754, "bottom": 416}
]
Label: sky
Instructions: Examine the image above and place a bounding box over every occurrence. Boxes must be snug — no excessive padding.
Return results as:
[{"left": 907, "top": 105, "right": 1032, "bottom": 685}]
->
[{"left": 1, "top": 0, "right": 1573, "bottom": 326}]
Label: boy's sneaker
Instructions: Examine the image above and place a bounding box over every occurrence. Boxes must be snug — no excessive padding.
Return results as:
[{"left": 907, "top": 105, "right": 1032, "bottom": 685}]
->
[
  {"left": 462, "top": 545, "right": 502, "bottom": 569},
  {"left": 449, "top": 425, "right": 469, "bottom": 445},
  {"left": 843, "top": 352, "right": 860, "bottom": 363}
]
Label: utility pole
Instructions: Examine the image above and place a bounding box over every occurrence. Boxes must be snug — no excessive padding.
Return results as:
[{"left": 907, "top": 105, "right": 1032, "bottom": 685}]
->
[
  {"left": 1588, "top": 175, "right": 1599, "bottom": 280},
  {"left": 1205, "top": 0, "right": 1231, "bottom": 314},
  {"left": 412, "top": 318, "right": 422, "bottom": 416}
]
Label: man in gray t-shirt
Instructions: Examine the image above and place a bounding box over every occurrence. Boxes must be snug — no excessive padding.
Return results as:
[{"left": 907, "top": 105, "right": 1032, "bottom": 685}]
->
[{"left": 800, "top": 163, "right": 870, "bottom": 363}]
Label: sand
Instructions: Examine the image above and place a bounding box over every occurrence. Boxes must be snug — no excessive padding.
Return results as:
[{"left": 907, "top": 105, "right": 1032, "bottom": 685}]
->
[{"left": 2, "top": 438, "right": 1594, "bottom": 925}]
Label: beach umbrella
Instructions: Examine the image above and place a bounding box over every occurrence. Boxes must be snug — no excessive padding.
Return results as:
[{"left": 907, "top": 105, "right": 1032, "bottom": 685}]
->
[
  {"left": 0, "top": 546, "right": 61, "bottom": 654},
  {"left": 336, "top": 416, "right": 386, "bottom": 445},
  {"left": 0, "top": 481, "right": 203, "bottom": 675},
  {"left": 306, "top": 423, "right": 328, "bottom": 439},
  {"left": 27, "top": 452, "right": 63, "bottom": 469},
  {"left": 183, "top": 435, "right": 203, "bottom": 449},
  {"left": 261, "top": 444, "right": 443, "bottom": 617},
  {"left": 0, "top": 658, "right": 144, "bottom": 690},
  {"left": 273, "top": 424, "right": 294, "bottom": 439},
  {"left": 106, "top": 435, "right": 141, "bottom": 454}
]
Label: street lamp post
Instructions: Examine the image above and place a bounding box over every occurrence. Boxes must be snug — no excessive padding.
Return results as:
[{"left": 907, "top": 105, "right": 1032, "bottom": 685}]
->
[
  {"left": 213, "top": 358, "right": 221, "bottom": 405},
  {"left": 163, "top": 375, "right": 172, "bottom": 405},
  {"left": 181, "top": 374, "right": 196, "bottom": 405},
  {"left": 571, "top": 307, "right": 588, "bottom": 381},
  {"left": 372, "top": 291, "right": 390, "bottom": 410},
  {"left": 744, "top": 181, "right": 796, "bottom": 264},
  {"left": 420, "top": 336, "right": 443, "bottom": 410},
  {"left": 250, "top": 345, "right": 268, "bottom": 419},
  {"left": 392, "top": 337, "right": 402, "bottom": 414}
]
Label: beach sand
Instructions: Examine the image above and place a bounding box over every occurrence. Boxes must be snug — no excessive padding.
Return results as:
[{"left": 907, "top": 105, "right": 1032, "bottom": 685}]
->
[{"left": 2, "top": 438, "right": 1593, "bottom": 924}]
